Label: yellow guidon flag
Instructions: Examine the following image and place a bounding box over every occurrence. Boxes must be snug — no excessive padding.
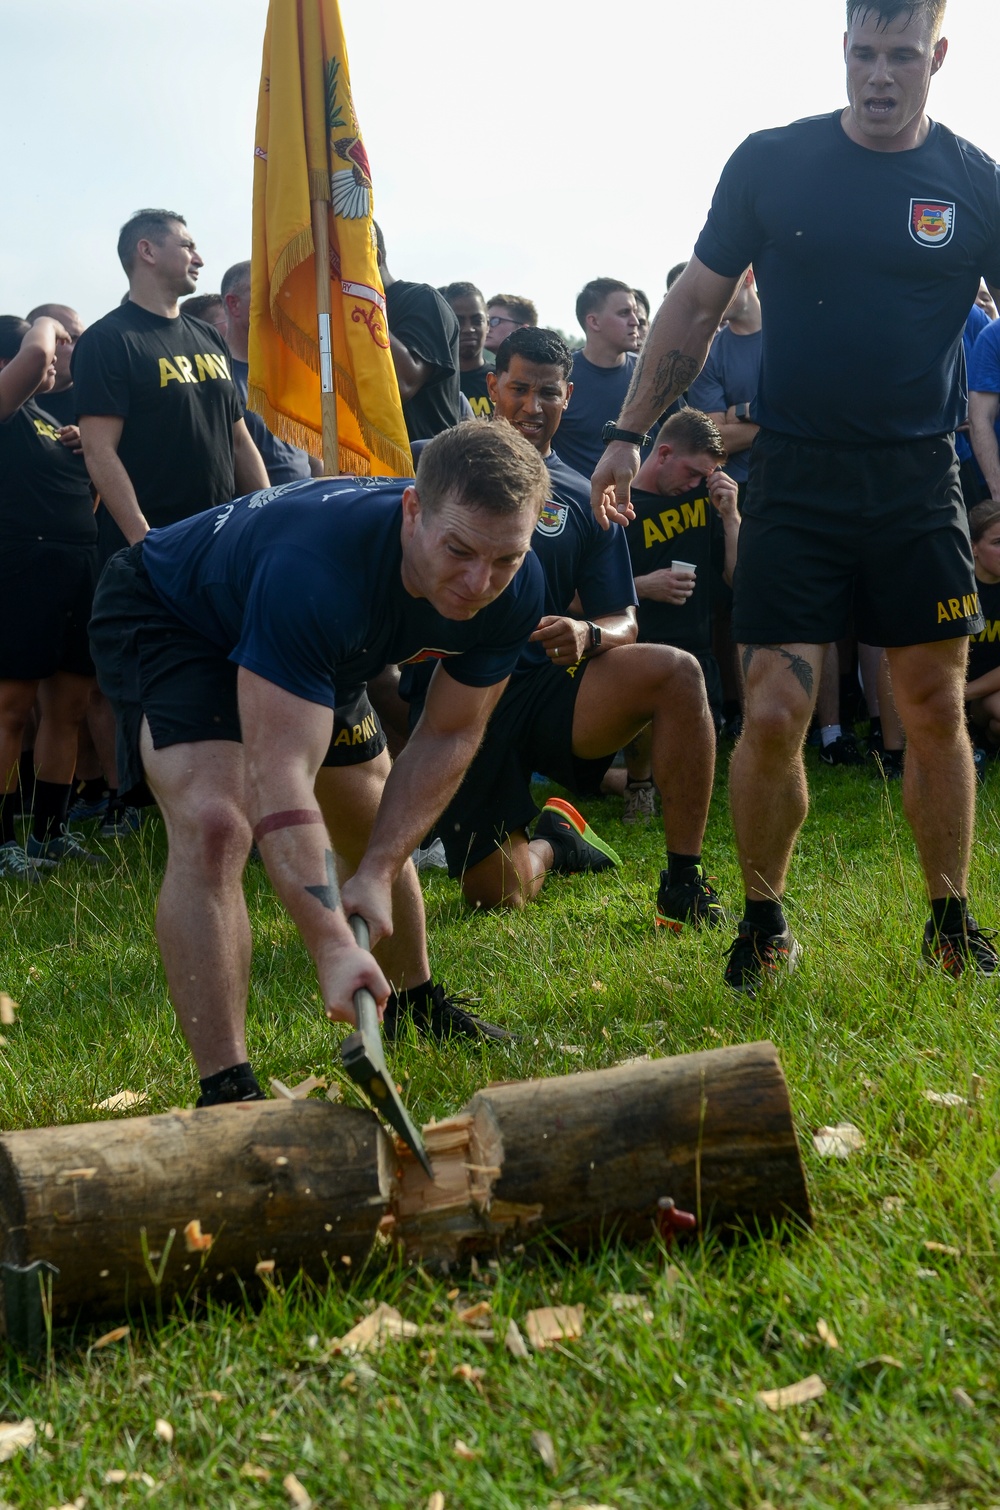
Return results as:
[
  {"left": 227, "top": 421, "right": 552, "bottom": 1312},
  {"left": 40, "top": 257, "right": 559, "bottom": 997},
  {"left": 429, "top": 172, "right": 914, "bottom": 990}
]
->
[{"left": 248, "top": 0, "right": 411, "bottom": 477}]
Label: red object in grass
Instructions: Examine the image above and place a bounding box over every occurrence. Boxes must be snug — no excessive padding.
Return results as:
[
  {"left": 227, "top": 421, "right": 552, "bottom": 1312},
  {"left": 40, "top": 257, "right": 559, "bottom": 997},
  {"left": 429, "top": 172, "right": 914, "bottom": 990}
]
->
[{"left": 657, "top": 1196, "right": 697, "bottom": 1247}]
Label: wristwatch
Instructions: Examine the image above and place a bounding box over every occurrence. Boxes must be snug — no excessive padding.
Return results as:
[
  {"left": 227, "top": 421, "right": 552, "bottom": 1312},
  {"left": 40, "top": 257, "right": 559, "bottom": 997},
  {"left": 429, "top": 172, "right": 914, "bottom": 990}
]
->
[
  {"left": 601, "top": 421, "right": 652, "bottom": 447},
  {"left": 585, "top": 621, "right": 602, "bottom": 654}
]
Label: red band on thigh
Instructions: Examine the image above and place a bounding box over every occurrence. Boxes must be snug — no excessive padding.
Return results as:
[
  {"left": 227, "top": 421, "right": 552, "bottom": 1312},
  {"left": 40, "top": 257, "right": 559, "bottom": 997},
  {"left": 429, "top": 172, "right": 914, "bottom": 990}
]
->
[{"left": 252, "top": 809, "right": 326, "bottom": 843}]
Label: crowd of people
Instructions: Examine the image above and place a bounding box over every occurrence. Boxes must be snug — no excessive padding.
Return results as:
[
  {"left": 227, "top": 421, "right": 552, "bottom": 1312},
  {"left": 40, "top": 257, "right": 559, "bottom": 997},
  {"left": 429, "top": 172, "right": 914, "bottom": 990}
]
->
[{"left": 3, "top": 0, "right": 999, "bottom": 1103}]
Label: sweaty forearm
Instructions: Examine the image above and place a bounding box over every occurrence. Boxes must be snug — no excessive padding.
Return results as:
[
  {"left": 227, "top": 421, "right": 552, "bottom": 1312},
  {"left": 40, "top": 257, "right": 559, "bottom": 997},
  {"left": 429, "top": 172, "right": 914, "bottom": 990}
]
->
[
  {"left": 618, "top": 303, "right": 720, "bottom": 434},
  {"left": 713, "top": 420, "right": 758, "bottom": 455},
  {"left": 83, "top": 446, "right": 148, "bottom": 543}
]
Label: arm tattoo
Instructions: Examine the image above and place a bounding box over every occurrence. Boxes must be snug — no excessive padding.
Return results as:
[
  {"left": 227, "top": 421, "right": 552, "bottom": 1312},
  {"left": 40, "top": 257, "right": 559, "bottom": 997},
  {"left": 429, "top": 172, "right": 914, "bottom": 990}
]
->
[
  {"left": 742, "top": 644, "right": 814, "bottom": 699},
  {"left": 630, "top": 347, "right": 700, "bottom": 415},
  {"left": 305, "top": 849, "right": 340, "bottom": 912}
]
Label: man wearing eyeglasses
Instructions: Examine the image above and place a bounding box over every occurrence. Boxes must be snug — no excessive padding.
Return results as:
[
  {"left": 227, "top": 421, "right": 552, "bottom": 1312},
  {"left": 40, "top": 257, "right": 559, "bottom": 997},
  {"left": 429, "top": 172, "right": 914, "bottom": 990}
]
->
[{"left": 484, "top": 294, "right": 538, "bottom": 355}]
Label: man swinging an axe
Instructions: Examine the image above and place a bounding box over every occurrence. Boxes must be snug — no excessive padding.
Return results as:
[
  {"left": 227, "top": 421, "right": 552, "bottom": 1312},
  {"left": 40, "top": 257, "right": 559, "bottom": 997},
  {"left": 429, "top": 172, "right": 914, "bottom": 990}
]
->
[{"left": 89, "top": 421, "right": 547, "bottom": 1107}]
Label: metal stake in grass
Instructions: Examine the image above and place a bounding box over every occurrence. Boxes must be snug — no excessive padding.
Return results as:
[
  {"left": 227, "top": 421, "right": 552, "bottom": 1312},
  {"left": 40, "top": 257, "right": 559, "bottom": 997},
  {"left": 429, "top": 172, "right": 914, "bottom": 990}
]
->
[{"left": 340, "top": 916, "right": 433, "bottom": 1179}]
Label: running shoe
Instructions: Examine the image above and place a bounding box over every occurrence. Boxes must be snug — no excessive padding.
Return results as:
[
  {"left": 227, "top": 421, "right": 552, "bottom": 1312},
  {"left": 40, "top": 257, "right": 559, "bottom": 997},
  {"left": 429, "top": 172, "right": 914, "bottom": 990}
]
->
[
  {"left": 655, "top": 867, "right": 726, "bottom": 931},
  {"left": 26, "top": 829, "right": 109, "bottom": 867},
  {"left": 921, "top": 916, "right": 998, "bottom": 977},
  {"left": 98, "top": 805, "right": 142, "bottom": 839},
  {"left": 724, "top": 921, "right": 801, "bottom": 995},
  {"left": 872, "top": 748, "right": 903, "bottom": 781},
  {"left": 412, "top": 836, "right": 448, "bottom": 871},
  {"left": 819, "top": 732, "right": 864, "bottom": 767},
  {"left": 382, "top": 984, "right": 518, "bottom": 1043},
  {"left": 67, "top": 792, "right": 110, "bottom": 824},
  {"left": 0, "top": 841, "right": 42, "bottom": 884},
  {"left": 534, "top": 797, "right": 621, "bottom": 873},
  {"left": 623, "top": 779, "right": 657, "bottom": 825}
]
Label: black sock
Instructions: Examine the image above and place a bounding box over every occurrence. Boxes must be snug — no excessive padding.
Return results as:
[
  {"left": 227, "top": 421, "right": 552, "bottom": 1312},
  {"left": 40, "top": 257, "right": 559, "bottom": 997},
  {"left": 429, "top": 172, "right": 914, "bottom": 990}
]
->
[
  {"left": 930, "top": 896, "right": 967, "bottom": 935},
  {"left": 197, "top": 1062, "right": 263, "bottom": 1106},
  {"left": 0, "top": 793, "right": 16, "bottom": 846},
  {"left": 31, "top": 780, "right": 71, "bottom": 842},
  {"left": 74, "top": 776, "right": 107, "bottom": 803},
  {"left": 539, "top": 829, "right": 571, "bottom": 870},
  {"left": 744, "top": 898, "right": 787, "bottom": 934},
  {"left": 104, "top": 787, "right": 122, "bottom": 821},
  {"left": 388, "top": 979, "right": 433, "bottom": 1010},
  {"left": 666, "top": 851, "right": 702, "bottom": 884}
]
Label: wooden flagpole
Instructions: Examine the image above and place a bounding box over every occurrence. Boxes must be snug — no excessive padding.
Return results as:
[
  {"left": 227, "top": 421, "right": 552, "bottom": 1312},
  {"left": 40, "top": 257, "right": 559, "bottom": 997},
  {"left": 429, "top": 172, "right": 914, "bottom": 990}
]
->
[{"left": 311, "top": 197, "right": 340, "bottom": 476}]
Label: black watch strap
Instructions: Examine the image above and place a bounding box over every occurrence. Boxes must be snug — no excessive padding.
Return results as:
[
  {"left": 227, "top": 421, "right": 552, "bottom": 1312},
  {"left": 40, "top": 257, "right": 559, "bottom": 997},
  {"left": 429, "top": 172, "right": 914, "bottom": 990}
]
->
[
  {"left": 585, "top": 621, "right": 602, "bottom": 654},
  {"left": 602, "top": 420, "right": 651, "bottom": 447}
]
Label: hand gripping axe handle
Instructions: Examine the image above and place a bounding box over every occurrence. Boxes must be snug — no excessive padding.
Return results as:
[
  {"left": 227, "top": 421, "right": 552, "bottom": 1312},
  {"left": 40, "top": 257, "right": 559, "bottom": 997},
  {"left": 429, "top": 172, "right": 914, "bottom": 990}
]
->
[{"left": 340, "top": 915, "right": 434, "bottom": 1179}]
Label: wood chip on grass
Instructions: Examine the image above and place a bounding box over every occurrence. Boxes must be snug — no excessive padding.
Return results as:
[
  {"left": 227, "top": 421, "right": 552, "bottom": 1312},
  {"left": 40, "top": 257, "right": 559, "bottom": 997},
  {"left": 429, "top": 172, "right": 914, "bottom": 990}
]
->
[
  {"left": 0, "top": 1420, "right": 35, "bottom": 1461},
  {"left": 524, "top": 1304, "right": 585, "bottom": 1350},
  {"left": 92, "top": 1089, "right": 148, "bottom": 1113},
  {"left": 812, "top": 1123, "right": 864, "bottom": 1158},
  {"left": 284, "top": 1473, "right": 312, "bottom": 1508},
  {"left": 530, "top": 1428, "right": 557, "bottom": 1472},
  {"left": 270, "top": 1074, "right": 327, "bottom": 1101},
  {"left": 0, "top": 994, "right": 18, "bottom": 1026},
  {"left": 756, "top": 1374, "right": 827, "bottom": 1410},
  {"left": 330, "top": 1302, "right": 420, "bottom": 1355}
]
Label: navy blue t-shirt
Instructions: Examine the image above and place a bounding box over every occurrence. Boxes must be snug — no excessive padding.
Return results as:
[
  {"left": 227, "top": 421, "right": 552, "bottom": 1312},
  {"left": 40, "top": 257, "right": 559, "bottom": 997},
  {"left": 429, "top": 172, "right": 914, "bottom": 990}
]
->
[
  {"left": 140, "top": 477, "right": 544, "bottom": 709},
  {"left": 554, "top": 352, "right": 639, "bottom": 479},
  {"left": 694, "top": 112, "right": 1000, "bottom": 443},
  {"left": 231, "top": 357, "right": 312, "bottom": 486},
  {"left": 519, "top": 451, "right": 636, "bottom": 671},
  {"left": 686, "top": 326, "right": 761, "bottom": 483}
]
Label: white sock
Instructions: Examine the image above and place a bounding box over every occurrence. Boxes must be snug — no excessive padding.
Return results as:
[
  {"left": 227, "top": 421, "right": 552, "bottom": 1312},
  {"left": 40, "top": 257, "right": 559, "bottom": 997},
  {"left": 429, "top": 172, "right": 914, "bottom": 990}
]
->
[{"left": 820, "top": 724, "right": 842, "bottom": 748}]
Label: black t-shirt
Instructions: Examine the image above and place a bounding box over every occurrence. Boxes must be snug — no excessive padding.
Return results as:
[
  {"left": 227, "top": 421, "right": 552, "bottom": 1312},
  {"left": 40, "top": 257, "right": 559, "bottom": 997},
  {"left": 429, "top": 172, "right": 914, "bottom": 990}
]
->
[
  {"left": 72, "top": 302, "right": 242, "bottom": 528},
  {"left": 968, "top": 576, "right": 1000, "bottom": 682},
  {"left": 0, "top": 399, "right": 96, "bottom": 544},
  {"left": 460, "top": 365, "right": 493, "bottom": 419},
  {"left": 385, "top": 282, "right": 462, "bottom": 442},
  {"left": 39, "top": 386, "right": 77, "bottom": 426},
  {"left": 694, "top": 112, "right": 1000, "bottom": 443},
  {"left": 626, "top": 484, "right": 722, "bottom": 652}
]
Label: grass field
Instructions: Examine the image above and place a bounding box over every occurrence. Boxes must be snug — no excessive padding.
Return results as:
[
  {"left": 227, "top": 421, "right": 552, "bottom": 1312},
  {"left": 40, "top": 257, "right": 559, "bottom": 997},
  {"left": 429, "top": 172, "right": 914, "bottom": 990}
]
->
[{"left": 0, "top": 751, "right": 998, "bottom": 1509}]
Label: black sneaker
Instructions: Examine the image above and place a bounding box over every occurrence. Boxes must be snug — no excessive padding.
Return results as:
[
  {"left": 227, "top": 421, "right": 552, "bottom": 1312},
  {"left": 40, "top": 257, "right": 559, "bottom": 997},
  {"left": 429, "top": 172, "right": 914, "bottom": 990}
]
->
[
  {"left": 655, "top": 867, "right": 726, "bottom": 932},
  {"left": 534, "top": 798, "right": 620, "bottom": 873},
  {"left": 872, "top": 748, "right": 903, "bottom": 781},
  {"left": 383, "top": 984, "right": 518, "bottom": 1044},
  {"left": 921, "top": 915, "right": 998, "bottom": 977},
  {"left": 819, "top": 732, "right": 864, "bottom": 767},
  {"left": 724, "top": 921, "right": 801, "bottom": 995}
]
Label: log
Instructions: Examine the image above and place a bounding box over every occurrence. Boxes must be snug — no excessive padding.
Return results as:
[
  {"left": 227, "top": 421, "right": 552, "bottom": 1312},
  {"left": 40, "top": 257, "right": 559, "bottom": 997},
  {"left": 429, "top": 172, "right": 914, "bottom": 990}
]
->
[
  {"left": 0, "top": 1041, "right": 809, "bottom": 1329},
  {"left": 393, "top": 1041, "right": 811, "bottom": 1265},
  {"left": 0, "top": 1100, "right": 393, "bottom": 1325}
]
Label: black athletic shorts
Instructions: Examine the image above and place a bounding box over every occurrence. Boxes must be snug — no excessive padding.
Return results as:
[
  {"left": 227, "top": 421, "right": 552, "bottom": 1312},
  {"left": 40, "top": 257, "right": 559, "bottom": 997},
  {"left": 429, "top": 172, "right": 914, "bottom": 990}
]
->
[
  {"left": 437, "top": 657, "right": 611, "bottom": 878},
  {"left": 90, "top": 544, "right": 386, "bottom": 806},
  {"left": 733, "top": 430, "right": 984, "bottom": 647},
  {"left": 0, "top": 539, "right": 97, "bottom": 679}
]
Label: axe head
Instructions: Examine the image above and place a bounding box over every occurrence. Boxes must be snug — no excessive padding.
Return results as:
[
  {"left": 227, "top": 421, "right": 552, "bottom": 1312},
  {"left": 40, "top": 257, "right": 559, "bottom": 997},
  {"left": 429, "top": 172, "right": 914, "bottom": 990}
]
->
[{"left": 341, "top": 917, "right": 433, "bottom": 1179}]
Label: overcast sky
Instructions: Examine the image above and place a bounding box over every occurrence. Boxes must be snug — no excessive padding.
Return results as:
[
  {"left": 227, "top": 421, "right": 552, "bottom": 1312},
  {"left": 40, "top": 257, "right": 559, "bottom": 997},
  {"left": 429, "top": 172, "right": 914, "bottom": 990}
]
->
[{"left": 4, "top": 0, "right": 998, "bottom": 334}]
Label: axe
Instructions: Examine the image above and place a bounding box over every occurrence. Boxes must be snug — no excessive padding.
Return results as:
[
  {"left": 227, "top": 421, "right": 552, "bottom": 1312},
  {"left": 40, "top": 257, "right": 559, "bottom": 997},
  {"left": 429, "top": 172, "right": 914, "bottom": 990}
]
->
[{"left": 340, "top": 915, "right": 433, "bottom": 1179}]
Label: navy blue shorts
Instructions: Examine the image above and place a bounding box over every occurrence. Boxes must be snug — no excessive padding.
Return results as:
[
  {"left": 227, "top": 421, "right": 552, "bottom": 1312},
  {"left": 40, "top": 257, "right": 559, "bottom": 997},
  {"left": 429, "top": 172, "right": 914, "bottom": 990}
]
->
[{"left": 90, "top": 544, "right": 385, "bottom": 805}]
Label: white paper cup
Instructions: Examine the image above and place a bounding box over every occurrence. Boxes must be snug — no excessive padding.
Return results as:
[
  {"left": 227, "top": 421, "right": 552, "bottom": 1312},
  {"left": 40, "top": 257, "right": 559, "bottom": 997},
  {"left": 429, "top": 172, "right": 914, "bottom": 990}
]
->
[{"left": 672, "top": 560, "right": 697, "bottom": 574}]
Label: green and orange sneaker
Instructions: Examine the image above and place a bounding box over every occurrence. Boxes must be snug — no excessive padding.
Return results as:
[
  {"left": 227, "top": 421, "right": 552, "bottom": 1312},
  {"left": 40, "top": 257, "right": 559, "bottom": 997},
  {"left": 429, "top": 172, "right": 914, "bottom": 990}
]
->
[{"left": 534, "top": 798, "right": 621, "bottom": 873}]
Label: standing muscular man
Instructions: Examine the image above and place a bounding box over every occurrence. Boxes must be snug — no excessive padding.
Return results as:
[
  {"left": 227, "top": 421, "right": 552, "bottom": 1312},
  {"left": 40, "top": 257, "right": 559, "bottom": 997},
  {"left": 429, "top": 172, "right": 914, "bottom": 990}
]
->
[{"left": 593, "top": 0, "right": 1000, "bottom": 988}]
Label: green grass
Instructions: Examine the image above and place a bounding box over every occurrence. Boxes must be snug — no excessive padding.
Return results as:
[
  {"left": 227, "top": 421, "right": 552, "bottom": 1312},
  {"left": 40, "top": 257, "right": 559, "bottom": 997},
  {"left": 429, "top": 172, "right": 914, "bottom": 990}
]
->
[{"left": 1, "top": 753, "right": 999, "bottom": 1508}]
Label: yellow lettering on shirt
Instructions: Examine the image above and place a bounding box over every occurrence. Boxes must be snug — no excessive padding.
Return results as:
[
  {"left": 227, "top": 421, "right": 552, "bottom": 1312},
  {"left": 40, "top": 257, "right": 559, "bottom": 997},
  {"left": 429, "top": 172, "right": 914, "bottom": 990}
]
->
[
  {"left": 32, "top": 418, "right": 61, "bottom": 443},
  {"left": 175, "top": 356, "right": 197, "bottom": 384},
  {"left": 159, "top": 358, "right": 184, "bottom": 386},
  {"left": 334, "top": 728, "right": 352, "bottom": 746},
  {"left": 963, "top": 592, "right": 980, "bottom": 619},
  {"left": 351, "top": 723, "right": 364, "bottom": 744},
  {"left": 681, "top": 497, "right": 706, "bottom": 531},
  {"left": 978, "top": 619, "right": 1000, "bottom": 643},
  {"left": 643, "top": 517, "right": 666, "bottom": 548},
  {"left": 948, "top": 597, "right": 961, "bottom": 620}
]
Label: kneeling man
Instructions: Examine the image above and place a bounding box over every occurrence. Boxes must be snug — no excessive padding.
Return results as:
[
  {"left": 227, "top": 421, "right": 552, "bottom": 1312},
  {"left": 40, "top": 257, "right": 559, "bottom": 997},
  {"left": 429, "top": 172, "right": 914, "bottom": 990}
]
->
[
  {"left": 421, "top": 328, "right": 721, "bottom": 928},
  {"left": 90, "top": 423, "right": 547, "bottom": 1101}
]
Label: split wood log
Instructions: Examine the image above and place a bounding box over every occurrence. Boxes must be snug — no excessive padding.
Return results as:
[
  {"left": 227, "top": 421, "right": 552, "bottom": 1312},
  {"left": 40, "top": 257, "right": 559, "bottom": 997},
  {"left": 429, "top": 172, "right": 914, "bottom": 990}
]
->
[
  {"left": 0, "top": 1100, "right": 393, "bottom": 1325},
  {"left": 393, "top": 1040, "right": 811, "bottom": 1265},
  {"left": 0, "top": 1040, "right": 809, "bottom": 1326}
]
